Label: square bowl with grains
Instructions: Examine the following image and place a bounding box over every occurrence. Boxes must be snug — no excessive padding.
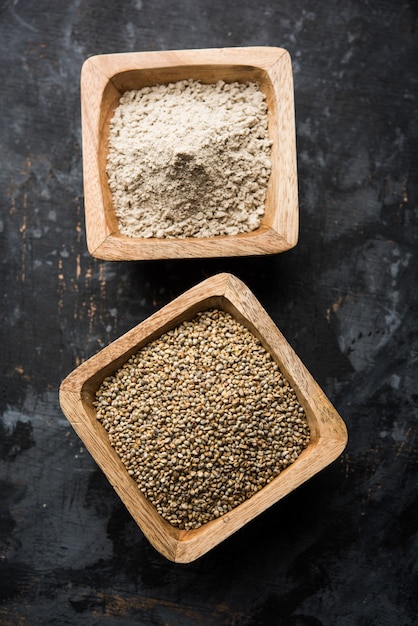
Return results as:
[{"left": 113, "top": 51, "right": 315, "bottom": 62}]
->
[
  {"left": 80, "top": 46, "right": 299, "bottom": 260},
  {"left": 59, "top": 273, "right": 348, "bottom": 562}
]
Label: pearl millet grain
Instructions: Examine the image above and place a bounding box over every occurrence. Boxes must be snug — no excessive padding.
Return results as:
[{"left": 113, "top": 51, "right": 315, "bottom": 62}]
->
[{"left": 94, "top": 309, "right": 310, "bottom": 530}]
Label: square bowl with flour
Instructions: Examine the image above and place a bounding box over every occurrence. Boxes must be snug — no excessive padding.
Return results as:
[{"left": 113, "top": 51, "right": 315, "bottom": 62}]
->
[{"left": 80, "top": 47, "right": 298, "bottom": 260}]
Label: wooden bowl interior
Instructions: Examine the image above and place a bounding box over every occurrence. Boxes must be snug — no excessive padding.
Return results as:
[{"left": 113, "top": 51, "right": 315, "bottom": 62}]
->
[{"left": 98, "top": 64, "right": 278, "bottom": 239}]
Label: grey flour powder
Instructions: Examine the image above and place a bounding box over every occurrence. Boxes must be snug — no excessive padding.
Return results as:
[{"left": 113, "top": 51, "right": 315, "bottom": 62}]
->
[{"left": 106, "top": 79, "right": 272, "bottom": 239}]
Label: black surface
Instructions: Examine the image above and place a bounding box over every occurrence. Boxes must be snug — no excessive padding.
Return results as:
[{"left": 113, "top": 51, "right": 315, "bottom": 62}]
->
[{"left": 1, "top": 1, "right": 417, "bottom": 624}]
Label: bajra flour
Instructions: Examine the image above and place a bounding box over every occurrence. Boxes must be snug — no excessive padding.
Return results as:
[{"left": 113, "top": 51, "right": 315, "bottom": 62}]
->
[{"left": 106, "top": 79, "right": 272, "bottom": 239}]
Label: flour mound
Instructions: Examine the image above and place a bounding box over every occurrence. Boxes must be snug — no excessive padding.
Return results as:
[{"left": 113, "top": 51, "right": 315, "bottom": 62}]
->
[{"left": 106, "top": 79, "right": 272, "bottom": 239}]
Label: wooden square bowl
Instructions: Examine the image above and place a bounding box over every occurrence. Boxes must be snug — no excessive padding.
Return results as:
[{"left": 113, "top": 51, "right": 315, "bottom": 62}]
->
[
  {"left": 80, "top": 47, "right": 298, "bottom": 260},
  {"left": 59, "top": 273, "right": 347, "bottom": 562}
]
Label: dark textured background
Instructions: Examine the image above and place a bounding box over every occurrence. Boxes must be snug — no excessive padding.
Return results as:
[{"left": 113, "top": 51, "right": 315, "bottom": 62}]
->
[{"left": 1, "top": 1, "right": 417, "bottom": 624}]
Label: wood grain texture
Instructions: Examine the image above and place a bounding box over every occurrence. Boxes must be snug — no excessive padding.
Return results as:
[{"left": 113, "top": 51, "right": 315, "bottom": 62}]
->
[
  {"left": 60, "top": 273, "right": 347, "bottom": 562},
  {"left": 80, "top": 47, "right": 299, "bottom": 260}
]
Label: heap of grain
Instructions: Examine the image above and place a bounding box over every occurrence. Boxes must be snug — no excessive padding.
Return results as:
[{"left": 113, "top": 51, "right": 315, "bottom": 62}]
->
[
  {"left": 106, "top": 79, "right": 272, "bottom": 238},
  {"left": 94, "top": 309, "right": 310, "bottom": 530}
]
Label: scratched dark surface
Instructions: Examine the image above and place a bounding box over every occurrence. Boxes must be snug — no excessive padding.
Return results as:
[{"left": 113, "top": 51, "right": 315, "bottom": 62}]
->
[{"left": 1, "top": 0, "right": 417, "bottom": 624}]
